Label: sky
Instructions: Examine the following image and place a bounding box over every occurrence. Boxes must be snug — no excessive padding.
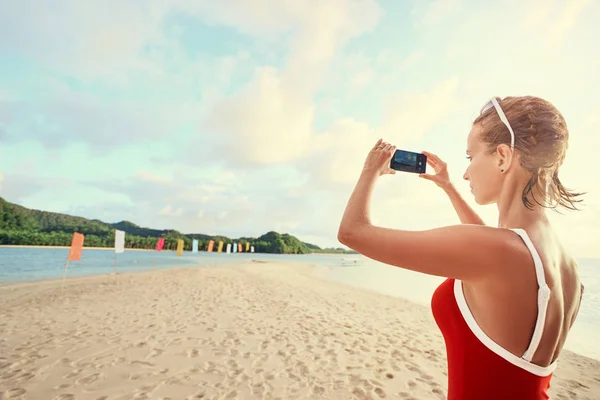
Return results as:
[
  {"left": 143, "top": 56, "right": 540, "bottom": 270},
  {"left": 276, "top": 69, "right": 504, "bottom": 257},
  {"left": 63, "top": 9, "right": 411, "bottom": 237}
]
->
[{"left": 0, "top": 0, "right": 599, "bottom": 256}]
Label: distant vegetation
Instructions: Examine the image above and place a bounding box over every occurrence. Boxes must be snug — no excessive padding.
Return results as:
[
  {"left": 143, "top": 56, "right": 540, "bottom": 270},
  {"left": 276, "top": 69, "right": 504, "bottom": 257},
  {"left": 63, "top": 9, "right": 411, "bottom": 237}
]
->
[{"left": 0, "top": 197, "right": 355, "bottom": 254}]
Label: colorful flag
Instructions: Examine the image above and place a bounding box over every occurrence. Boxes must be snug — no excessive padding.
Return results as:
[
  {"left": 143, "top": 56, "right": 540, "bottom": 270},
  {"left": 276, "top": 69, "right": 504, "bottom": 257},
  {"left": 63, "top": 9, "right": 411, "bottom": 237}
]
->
[
  {"left": 217, "top": 241, "right": 223, "bottom": 253},
  {"left": 192, "top": 239, "right": 198, "bottom": 253},
  {"left": 156, "top": 238, "right": 165, "bottom": 251},
  {"left": 238, "top": 243, "right": 242, "bottom": 252},
  {"left": 114, "top": 229, "right": 125, "bottom": 254},
  {"left": 251, "top": 245, "right": 254, "bottom": 253},
  {"left": 245, "top": 242, "right": 250, "bottom": 252},
  {"left": 207, "top": 240, "right": 214, "bottom": 252},
  {"left": 68, "top": 232, "right": 85, "bottom": 261},
  {"left": 226, "top": 243, "right": 231, "bottom": 253},
  {"left": 176, "top": 239, "right": 184, "bottom": 256}
]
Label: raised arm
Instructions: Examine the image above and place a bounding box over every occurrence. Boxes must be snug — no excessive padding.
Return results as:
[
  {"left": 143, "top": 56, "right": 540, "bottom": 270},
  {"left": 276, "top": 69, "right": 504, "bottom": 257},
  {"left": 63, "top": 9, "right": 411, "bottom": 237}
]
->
[
  {"left": 419, "top": 151, "right": 485, "bottom": 225},
  {"left": 337, "top": 140, "right": 524, "bottom": 282}
]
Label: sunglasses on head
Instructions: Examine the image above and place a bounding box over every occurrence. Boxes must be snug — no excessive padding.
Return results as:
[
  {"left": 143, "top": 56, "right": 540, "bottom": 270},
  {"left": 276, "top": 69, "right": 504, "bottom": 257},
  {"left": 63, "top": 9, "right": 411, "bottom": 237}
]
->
[{"left": 481, "top": 97, "right": 515, "bottom": 150}]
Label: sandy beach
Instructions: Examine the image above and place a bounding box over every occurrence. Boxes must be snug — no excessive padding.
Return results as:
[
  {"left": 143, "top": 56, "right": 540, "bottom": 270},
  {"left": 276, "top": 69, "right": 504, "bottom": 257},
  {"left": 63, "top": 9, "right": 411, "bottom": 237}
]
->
[{"left": 1, "top": 261, "right": 598, "bottom": 400}]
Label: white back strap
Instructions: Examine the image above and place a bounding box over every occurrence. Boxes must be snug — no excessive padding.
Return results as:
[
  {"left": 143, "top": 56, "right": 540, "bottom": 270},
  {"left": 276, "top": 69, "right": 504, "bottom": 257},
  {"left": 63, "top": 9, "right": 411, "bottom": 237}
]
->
[{"left": 511, "top": 229, "right": 551, "bottom": 362}]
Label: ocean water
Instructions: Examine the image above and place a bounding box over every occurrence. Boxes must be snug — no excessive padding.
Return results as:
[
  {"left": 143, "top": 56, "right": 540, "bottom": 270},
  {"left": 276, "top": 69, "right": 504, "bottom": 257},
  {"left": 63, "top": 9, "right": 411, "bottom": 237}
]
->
[{"left": 0, "top": 247, "right": 598, "bottom": 362}]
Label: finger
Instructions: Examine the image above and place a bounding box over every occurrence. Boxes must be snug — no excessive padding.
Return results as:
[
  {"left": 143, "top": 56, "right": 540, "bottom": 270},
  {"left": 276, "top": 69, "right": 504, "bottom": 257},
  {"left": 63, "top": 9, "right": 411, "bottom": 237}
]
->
[
  {"left": 372, "top": 138, "right": 383, "bottom": 150},
  {"left": 422, "top": 151, "right": 441, "bottom": 163},
  {"left": 426, "top": 157, "right": 438, "bottom": 167},
  {"left": 419, "top": 174, "right": 433, "bottom": 180}
]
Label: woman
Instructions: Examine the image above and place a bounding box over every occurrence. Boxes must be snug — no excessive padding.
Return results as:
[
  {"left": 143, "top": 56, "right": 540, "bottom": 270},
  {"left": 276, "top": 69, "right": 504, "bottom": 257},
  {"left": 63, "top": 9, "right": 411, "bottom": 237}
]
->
[{"left": 338, "top": 96, "right": 585, "bottom": 400}]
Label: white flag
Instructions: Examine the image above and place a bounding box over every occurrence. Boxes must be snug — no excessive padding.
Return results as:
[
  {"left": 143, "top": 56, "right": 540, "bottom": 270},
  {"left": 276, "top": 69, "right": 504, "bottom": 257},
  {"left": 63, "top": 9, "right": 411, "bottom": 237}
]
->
[
  {"left": 226, "top": 243, "right": 231, "bottom": 253},
  {"left": 115, "top": 229, "right": 125, "bottom": 253},
  {"left": 192, "top": 239, "right": 198, "bottom": 253}
]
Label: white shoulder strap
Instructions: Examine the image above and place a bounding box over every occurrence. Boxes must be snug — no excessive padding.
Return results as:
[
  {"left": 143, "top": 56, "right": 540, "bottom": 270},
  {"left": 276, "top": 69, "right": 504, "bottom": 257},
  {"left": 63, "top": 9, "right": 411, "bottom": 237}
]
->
[{"left": 511, "top": 229, "right": 551, "bottom": 362}]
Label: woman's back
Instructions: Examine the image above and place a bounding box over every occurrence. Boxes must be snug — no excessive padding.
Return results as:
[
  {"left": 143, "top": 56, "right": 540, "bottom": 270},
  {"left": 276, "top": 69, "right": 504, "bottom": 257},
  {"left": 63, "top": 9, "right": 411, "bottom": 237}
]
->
[
  {"left": 525, "top": 226, "right": 583, "bottom": 366},
  {"left": 465, "top": 225, "right": 582, "bottom": 364},
  {"left": 431, "top": 226, "right": 583, "bottom": 399}
]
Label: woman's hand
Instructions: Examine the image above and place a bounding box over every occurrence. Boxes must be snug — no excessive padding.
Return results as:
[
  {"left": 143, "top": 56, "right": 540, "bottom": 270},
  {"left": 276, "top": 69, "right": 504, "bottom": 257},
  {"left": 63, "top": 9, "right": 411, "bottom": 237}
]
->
[
  {"left": 363, "top": 139, "right": 396, "bottom": 176},
  {"left": 419, "top": 151, "right": 451, "bottom": 189}
]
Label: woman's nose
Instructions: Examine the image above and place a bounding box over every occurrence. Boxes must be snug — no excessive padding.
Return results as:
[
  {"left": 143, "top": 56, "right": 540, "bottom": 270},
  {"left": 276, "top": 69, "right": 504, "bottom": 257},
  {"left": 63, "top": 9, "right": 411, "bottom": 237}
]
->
[{"left": 463, "top": 169, "right": 469, "bottom": 181}]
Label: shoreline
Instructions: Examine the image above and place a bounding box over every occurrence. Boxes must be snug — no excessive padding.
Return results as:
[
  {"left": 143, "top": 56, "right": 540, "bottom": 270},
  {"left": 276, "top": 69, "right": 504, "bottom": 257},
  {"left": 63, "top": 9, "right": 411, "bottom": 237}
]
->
[
  {"left": 0, "top": 245, "right": 167, "bottom": 252},
  {"left": 0, "top": 245, "right": 355, "bottom": 255},
  {"left": 1, "top": 262, "right": 599, "bottom": 399}
]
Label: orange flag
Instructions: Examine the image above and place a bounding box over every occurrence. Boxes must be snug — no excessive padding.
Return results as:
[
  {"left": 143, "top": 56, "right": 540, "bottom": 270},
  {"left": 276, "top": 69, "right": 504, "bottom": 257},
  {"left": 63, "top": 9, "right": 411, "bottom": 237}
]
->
[
  {"left": 68, "top": 232, "right": 85, "bottom": 261},
  {"left": 207, "top": 240, "right": 214, "bottom": 252},
  {"left": 238, "top": 243, "right": 242, "bottom": 252}
]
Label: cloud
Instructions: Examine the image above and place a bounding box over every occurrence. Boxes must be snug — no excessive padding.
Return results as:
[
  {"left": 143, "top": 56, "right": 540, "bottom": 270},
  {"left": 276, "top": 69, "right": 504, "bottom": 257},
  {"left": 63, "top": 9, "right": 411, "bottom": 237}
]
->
[
  {"left": 159, "top": 204, "right": 183, "bottom": 217},
  {"left": 297, "top": 77, "right": 460, "bottom": 189},
  {"left": 522, "top": 0, "right": 595, "bottom": 47},
  {"left": 412, "top": 0, "right": 462, "bottom": 27},
  {"left": 0, "top": 0, "right": 168, "bottom": 79},
  {"left": 1, "top": 95, "right": 167, "bottom": 152},
  {"left": 203, "top": 67, "right": 317, "bottom": 165},
  {"left": 0, "top": 174, "right": 69, "bottom": 203},
  {"left": 199, "top": 0, "right": 382, "bottom": 166}
]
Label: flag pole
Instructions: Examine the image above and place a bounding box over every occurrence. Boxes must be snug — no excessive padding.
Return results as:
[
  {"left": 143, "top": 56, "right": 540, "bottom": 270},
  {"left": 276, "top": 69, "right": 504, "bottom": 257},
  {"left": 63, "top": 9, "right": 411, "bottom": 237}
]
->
[{"left": 61, "top": 259, "right": 70, "bottom": 296}]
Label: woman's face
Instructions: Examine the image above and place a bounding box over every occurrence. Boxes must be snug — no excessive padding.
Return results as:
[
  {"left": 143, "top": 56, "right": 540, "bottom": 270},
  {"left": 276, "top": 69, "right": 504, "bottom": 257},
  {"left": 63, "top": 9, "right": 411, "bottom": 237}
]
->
[{"left": 463, "top": 124, "right": 504, "bottom": 205}]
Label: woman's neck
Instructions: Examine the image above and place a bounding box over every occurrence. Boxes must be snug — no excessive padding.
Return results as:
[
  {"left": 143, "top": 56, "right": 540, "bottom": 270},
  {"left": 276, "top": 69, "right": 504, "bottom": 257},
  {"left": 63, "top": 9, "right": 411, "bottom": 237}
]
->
[{"left": 496, "top": 174, "right": 549, "bottom": 230}]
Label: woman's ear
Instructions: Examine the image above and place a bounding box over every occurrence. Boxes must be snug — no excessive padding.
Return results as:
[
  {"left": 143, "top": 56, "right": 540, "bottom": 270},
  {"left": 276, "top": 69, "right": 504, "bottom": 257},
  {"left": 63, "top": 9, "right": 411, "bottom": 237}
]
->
[{"left": 496, "top": 144, "right": 513, "bottom": 171}]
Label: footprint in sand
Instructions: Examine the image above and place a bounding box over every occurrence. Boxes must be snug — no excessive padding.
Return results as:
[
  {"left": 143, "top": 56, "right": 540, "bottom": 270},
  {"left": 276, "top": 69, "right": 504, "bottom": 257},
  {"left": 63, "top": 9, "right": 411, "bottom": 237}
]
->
[
  {"left": 53, "top": 394, "right": 75, "bottom": 400},
  {"left": 187, "top": 393, "right": 206, "bottom": 399},
  {"left": 76, "top": 372, "right": 101, "bottom": 385},
  {"left": 351, "top": 387, "right": 370, "bottom": 400},
  {"left": 14, "top": 371, "right": 34, "bottom": 382},
  {"left": 53, "top": 384, "right": 71, "bottom": 390},
  {"left": 131, "top": 360, "right": 155, "bottom": 367},
  {"left": 397, "top": 392, "right": 418, "bottom": 400},
  {"left": 149, "top": 348, "right": 164, "bottom": 358},
  {"left": 374, "top": 387, "right": 387, "bottom": 398},
  {"left": 405, "top": 363, "right": 420, "bottom": 373},
  {"left": 64, "top": 369, "right": 81, "bottom": 379},
  {"left": 187, "top": 348, "right": 200, "bottom": 358},
  {"left": 565, "top": 379, "right": 590, "bottom": 389},
  {"left": 0, "top": 361, "right": 14, "bottom": 370},
  {"left": 6, "top": 388, "right": 26, "bottom": 398}
]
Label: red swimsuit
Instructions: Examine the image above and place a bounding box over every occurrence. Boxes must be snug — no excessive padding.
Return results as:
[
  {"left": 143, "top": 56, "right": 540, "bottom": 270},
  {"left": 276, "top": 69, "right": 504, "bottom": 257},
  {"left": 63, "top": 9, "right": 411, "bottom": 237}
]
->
[{"left": 431, "top": 229, "right": 556, "bottom": 399}]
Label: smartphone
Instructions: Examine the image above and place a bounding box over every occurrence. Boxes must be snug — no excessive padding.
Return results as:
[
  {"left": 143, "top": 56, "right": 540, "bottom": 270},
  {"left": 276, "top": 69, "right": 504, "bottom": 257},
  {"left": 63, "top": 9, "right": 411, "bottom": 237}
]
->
[{"left": 390, "top": 149, "right": 427, "bottom": 174}]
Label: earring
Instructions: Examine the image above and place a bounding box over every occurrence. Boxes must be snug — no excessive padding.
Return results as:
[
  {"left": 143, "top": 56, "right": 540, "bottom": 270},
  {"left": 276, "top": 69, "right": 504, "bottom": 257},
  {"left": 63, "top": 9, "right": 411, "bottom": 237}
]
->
[{"left": 500, "top": 169, "right": 504, "bottom": 173}]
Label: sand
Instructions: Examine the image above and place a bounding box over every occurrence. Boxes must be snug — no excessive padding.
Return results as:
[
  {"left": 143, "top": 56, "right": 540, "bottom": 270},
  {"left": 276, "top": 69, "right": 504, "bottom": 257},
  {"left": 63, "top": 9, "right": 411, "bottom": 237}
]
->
[{"left": 1, "top": 261, "right": 599, "bottom": 400}]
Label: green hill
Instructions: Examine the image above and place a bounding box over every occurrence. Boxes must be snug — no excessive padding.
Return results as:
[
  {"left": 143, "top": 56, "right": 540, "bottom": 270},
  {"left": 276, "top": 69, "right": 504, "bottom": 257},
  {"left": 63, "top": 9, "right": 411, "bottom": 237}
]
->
[{"left": 0, "top": 197, "right": 355, "bottom": 254}]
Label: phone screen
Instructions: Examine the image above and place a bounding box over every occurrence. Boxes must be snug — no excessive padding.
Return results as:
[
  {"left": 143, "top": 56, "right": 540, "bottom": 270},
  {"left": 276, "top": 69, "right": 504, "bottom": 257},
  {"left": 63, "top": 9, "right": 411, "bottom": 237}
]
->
[{"left": 390, "top": 149, "right": 427, "bottom": 174}]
